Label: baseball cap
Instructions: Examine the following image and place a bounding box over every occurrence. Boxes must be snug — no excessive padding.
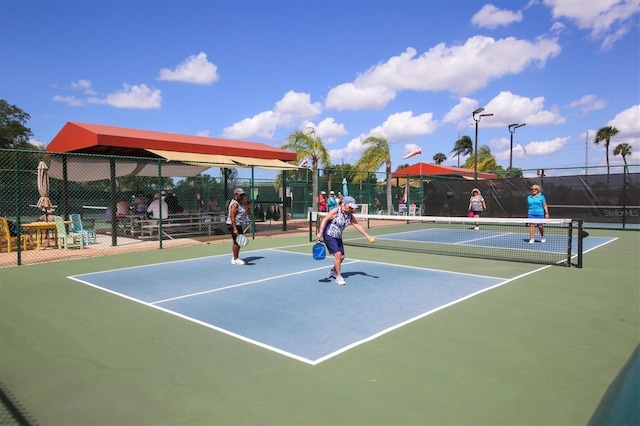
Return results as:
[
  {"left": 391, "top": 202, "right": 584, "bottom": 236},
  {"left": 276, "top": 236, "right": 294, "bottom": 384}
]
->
[
  {"left": 321, "top": 191, "right": 326, "bottom": 194},
  {"left": 343, "top": 196, "right": 358, "bottom": 209},
  {"left": 329, "top": 191, "right": 335, "bottom": 195},
  {"left": 233, "top": 188, "right": 245, "bottom": 195}
]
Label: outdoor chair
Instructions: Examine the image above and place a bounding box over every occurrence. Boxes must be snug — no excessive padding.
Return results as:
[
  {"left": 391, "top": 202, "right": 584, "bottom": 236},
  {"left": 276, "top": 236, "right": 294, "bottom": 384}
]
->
[
  {"left": 70, "top": 213, "right": 97, "bottom": 245},
  {"left": 54, "top": 216, "right": 84, "bottom": 250},
  {"left": 0, "top": 217, "right": 32, "bottom": 253}
]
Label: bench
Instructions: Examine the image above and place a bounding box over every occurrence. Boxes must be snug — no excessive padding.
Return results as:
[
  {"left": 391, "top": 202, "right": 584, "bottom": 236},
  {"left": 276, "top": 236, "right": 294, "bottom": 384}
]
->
[{"left": 139, "top": 214, "right": 227, "bottom": 239}]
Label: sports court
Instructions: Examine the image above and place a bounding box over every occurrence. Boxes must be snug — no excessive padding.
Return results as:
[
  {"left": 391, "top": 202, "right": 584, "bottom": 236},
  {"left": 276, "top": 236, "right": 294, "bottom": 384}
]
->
[{"left": 0, "top": 223, "right": 638, "bottom": 425}]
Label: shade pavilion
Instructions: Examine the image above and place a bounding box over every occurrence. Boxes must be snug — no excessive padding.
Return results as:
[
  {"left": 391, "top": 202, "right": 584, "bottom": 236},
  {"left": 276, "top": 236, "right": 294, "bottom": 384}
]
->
[{"left": 46, "top": 122, "right": 299, "bottom": 244}]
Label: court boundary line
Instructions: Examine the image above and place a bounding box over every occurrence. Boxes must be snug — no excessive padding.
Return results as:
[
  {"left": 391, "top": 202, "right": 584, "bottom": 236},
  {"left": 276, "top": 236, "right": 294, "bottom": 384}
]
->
[
  {"left": 69, "top": 275, "right": 318, "bottom": 364},
  {"left": 149, "top": 259, "right": 362, "bottom": 305},
  {"left": 312, "top": 264, "right": 553, "bottom": 364},
  {"left": 67, "top": 236, "right": 619, "bottom": 366},
  {"left": 68, "top": 249, "right": 513, "bottom": 366}
]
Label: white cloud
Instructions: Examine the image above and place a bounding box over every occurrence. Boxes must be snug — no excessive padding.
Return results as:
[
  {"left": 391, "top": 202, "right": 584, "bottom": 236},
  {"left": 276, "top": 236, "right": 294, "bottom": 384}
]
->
[
  {"left": 328, "top": 135, "right": 368, "bottom": 164},
  {"left": 518, "top": 136, "right": 570, "bottom": 157},
  {"left": 223, "top": 91, "right": 322, "bottom": 140},
  {"left": 157, "top": 52, "right": 219, "bottom": 85},
  {"left": 325, "top": 35, "right": 561, "bottom": 110},
  {"left": 567, "top": 94, "right": 607, "bottom": 114},
  {"left": 443, "top": 97, "right": 480, "bottom": 125},
  {"left": 471, "top": 4, "right": 523, "bottom": 29},
  {"left": 482, "top": 91, "right": 565, "bottom": 127},
  {"left": 52, "top": 95, "right": 86, "bottom": 107},
  {"left": 368, "top": 111, "right": 437, "bottom": 143},
  {"left": 324, "top": 83, "right": 396, "bottom": 111},
  {"left": 302, "top": 118, "right": 348, "bottom": 144},
  {"left": 104, "top": 84, "right": 162, "bottom": 109},
  {"left": 28, "top": 138, "right": 46, "bottom": 149},
  {"left": 609, "top": 104, "right": 640, "bottom": 144},
  {"left": 70, "top": 79, "right": 96, "bottom": 95},
  {"left": 542, "top": 0, "right": 640, "bottom": 49}
]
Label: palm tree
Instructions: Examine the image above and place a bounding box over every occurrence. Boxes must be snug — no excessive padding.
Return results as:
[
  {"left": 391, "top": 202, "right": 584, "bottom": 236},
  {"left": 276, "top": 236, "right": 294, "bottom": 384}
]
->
[
  {"left": 594, "top": 126, "right": 620, "bottom": 175},
  {"left": 353, "top": 136, "right": 393, "bottom": 214},
  {"left": 281, "top": 129, "right": 330, "bottom": 211},
  {"left": 462, "top": 145, "right": 497, "bottom": 172},
  {"left": 433, "top": 153, "right": 447, "bottom": 165},
  {"left": 613, "top": 142, "right": 632, "bottom": 173},
  {"left": 451, "top": 135, "right": 473, "bottom": 167}
]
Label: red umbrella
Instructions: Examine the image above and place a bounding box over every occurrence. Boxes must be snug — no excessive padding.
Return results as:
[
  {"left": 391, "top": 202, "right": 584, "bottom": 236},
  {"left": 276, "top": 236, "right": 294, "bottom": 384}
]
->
[{"left": 36, "top": 161, "right": 53, "bottom": 214}]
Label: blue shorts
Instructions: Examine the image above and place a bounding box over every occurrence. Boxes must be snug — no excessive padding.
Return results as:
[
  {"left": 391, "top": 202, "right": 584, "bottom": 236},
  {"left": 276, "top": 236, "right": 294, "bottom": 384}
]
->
[{"left": 323, "top": 235, "right": 344, "bottom": 255}]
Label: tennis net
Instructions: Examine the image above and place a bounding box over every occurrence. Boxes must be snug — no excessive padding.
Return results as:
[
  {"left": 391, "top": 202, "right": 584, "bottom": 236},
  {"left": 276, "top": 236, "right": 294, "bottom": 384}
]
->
[{"left": 312, "top": 213, "right": 584, "bottom": 267}]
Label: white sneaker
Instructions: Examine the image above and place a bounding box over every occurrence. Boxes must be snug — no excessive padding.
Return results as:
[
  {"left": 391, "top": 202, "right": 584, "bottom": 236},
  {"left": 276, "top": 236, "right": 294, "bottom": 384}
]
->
[
  {"left": 234, "top": 258, "right": 245, "bottom": 265},
  {"left": 529, "top": 239, "right": 535, "bottom": 244},
  {"left": 329, "top": 268, "right": 337, "bottom": 278},
  {"left": 335, "top": 276, "right": 346, "bottom": 285},
  {"left": 541, "top": 238, "right": 546, "bottom": 243},
  {"left": 474, "top": 226, "right": 479, "bottom": 231},
  {"left": 231, "top": 257, "right": 236, "bottom": 264}
]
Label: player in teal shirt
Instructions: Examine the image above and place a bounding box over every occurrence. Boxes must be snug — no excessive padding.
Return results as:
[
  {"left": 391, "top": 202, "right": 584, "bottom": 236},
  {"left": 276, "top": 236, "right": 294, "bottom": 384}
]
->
[{"left": 527, "top": 184, "right": 549, "bottom": 244}]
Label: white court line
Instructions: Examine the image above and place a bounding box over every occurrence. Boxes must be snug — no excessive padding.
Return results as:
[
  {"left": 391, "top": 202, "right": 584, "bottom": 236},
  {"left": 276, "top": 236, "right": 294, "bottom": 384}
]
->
[
  {"left": 312, "top": 264, "right": 552, "bottom": 364},
  {"left": 150, "top": 259, "right": 362, "bottom": 305},
  {"left": 453, "top": 232, "right": 514, "bottom": 245}
]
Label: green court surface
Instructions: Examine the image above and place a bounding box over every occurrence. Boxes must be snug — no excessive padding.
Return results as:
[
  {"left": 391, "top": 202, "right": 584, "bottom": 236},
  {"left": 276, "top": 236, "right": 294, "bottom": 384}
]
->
[{"left": 0, "top": 229, "right": 638, "bottom": 425}]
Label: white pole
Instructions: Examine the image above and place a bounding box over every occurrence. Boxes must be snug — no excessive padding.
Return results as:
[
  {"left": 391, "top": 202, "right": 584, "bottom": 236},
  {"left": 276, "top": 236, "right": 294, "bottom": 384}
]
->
[{"left": 585, "top": 131, "right": 589, "bottom": 175}]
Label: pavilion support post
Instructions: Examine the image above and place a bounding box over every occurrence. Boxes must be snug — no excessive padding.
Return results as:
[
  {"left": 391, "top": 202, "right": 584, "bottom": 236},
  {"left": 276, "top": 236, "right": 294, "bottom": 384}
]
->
[
  {"left": 282, "top": 170, "right": 287, "bottom": 231},
  {"left": 110, "top": 152, "right": 118, "bottom": 246}
]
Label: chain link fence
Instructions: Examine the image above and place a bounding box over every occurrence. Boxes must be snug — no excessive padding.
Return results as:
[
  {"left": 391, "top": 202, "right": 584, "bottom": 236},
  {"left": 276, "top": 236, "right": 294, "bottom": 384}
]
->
[{"left": 1, "top": 148, "right": 638, "bottom": 266}]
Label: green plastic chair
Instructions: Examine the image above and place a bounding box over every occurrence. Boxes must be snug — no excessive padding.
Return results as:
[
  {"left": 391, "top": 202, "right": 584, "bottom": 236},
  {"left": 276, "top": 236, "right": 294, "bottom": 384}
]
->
[{"left": 54, "top": 216, "right": 84, "bottom": 250}]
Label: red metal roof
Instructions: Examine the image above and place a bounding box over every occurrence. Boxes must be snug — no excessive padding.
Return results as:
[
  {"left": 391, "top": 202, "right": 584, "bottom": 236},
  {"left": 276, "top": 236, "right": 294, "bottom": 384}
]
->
[
  {"left": 391, "top": 162, "right": 497, "bottom": 180},
  {"left": 46, "top": 122, "right": 297, "bottom": 161}
]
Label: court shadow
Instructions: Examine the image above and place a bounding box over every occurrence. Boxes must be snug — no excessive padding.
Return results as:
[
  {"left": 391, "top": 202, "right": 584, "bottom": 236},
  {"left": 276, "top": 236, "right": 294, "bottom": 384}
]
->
[
  {"left": 343, "top": 271, "right": 379, "bottom": 279},
  {"left": 318, "top": 270, "right": 379, "bottom": 283},
  {"left": 241, "top": 256, "right": 264, "bottom": 265}
]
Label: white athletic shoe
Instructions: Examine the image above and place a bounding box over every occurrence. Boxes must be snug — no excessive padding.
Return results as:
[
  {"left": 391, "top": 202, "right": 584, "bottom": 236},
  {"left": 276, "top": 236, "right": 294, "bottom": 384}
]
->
[
  {"left": 231, "top": 257, "right": 236, "bottom": 264},
  {"left": 474, "top": 226, "right": 479, "bottom": 231},
  {"left": 541, "top": 238, "right": 546, "bottom": 243},
  {"left": 329, "top": 268, "right": 337, "bottom": 278},
  {"left": 529, "top": 239, "right": 535, "bottom": 244},
  {"left": 335, "top": 276, "right": 346, "bottom": 285},
  {"left": 231, "top": 257, "right": 245, "bottom": 265}
]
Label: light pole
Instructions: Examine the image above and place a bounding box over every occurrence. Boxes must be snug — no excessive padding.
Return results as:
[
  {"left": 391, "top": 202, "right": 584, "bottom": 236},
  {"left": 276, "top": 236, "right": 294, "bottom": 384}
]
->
[
  {"left": 508, "top": 123, "right": 526, "bottom": 177},
  {"left": 472, "top": 108, "right": 494, "bottom": 181}
]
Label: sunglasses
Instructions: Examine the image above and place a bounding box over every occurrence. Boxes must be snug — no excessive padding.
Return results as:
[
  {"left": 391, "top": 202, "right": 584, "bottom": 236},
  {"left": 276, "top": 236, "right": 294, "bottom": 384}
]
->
[{"left": 531, "top": 188, "right": 539, "bottom": 191}]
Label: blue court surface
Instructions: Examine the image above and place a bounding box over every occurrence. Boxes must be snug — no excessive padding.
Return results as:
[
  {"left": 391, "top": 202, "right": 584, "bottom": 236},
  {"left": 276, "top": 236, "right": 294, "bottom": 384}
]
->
[{"left": 70, "top": 249, "right": 516, "bottom": 364}]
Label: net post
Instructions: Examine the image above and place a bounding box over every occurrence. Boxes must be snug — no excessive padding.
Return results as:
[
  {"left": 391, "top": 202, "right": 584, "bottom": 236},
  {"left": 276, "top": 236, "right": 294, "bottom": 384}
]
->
[
  {"left": 566, "top": 220, "right": 573, "bottom": 267},
  {"left": 308, "top": 210, "right": 313, "bottom": 242},
  {"left": 576, "top": 220, "right": 583, "bottom": 268}
]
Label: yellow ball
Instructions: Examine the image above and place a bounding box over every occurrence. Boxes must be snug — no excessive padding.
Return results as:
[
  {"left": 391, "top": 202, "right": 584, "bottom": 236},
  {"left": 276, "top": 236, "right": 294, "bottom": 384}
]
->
[{"left": 369, "top": 237, "right": 376, "bottom": 244}]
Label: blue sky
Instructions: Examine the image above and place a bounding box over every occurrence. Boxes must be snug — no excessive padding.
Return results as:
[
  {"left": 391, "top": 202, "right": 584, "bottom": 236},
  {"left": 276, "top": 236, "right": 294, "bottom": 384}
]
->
[{"left": 1, "top": 0, "right": 639, "bottom": 177}]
